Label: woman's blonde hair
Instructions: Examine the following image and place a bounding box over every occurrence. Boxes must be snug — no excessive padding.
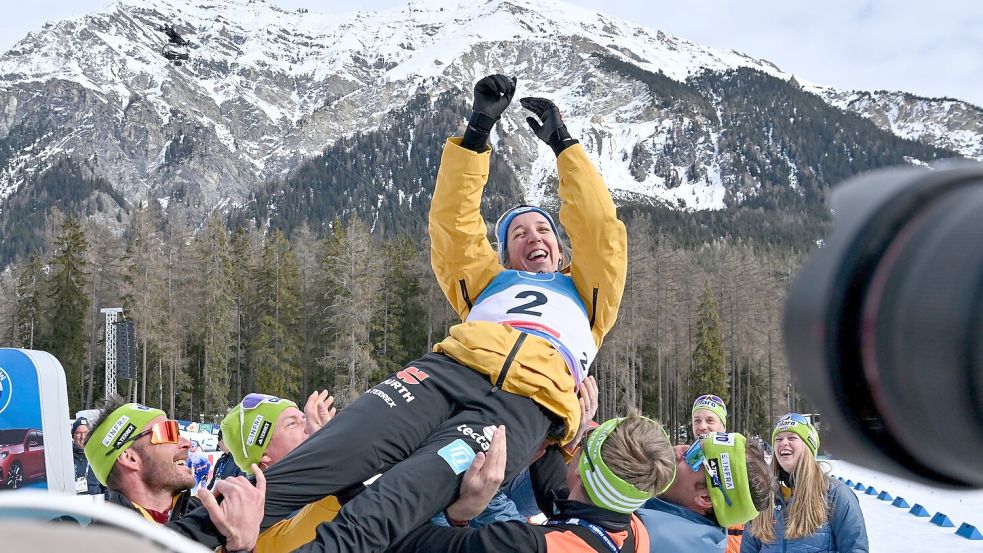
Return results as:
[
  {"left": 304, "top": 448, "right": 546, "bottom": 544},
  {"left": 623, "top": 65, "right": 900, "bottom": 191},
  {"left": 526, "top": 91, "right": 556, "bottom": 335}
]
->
[{"left": 748, "top": 449, "right": 830, "bottom": 542}]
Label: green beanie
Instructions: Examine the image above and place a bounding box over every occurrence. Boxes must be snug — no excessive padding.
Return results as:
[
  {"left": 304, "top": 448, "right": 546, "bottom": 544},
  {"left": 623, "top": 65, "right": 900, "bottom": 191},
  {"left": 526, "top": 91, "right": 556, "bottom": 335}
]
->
[
  {"left": 84, "top": 403, "right": 165, "bottom": 486},
  {"left": 772, "top": 413, "right": 820, "bottom": 457},
  {"left": 221, "top": 393, "right": 297, "bottom": 471},
  {"left": 700, "top": 432, "right": 759, "bottom": 527},
  {"left": 578, "top": 417, "right": 675, "bottom": 514},
  {"left": 692, "top": 394, "right": 727, "bottom": 428}
]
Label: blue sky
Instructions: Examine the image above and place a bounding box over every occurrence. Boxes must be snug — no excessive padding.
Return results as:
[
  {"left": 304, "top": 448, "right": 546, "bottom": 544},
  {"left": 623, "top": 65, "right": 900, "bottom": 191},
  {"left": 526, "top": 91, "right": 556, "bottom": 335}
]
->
[{"left": 4, "top": 0, "right": 983, "bottom": 107}]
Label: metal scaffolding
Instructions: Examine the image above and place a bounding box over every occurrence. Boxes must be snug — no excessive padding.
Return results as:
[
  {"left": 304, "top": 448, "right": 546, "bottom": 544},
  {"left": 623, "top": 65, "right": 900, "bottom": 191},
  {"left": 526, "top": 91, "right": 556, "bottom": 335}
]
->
[{"left": 101, "top": 307, "right": 124, "bottom": 399}]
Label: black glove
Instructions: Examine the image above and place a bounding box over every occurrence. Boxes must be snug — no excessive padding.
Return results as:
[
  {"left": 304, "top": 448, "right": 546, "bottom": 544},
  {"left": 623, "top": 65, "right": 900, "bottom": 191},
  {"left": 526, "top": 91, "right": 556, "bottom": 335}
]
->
[
  {"left": 520, "top": 97, "right": 578, "bottom": 156},
  {"left": 461, "top": 74, "right": 516, "bottom": 152}
]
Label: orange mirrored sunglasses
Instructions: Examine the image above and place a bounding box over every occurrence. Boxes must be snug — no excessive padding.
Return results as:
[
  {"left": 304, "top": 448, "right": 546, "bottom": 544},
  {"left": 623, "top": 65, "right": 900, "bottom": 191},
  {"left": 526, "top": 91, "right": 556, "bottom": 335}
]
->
[{"left": 106, "top": 419, "right": 181, "bottom": 455}]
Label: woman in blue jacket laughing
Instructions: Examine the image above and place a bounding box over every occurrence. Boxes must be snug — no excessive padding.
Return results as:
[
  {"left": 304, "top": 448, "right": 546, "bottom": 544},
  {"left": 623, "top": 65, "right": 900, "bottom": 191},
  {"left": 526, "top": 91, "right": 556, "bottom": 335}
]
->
[{"left": 742, "top": 414, "right": 868, "bottom": 553}]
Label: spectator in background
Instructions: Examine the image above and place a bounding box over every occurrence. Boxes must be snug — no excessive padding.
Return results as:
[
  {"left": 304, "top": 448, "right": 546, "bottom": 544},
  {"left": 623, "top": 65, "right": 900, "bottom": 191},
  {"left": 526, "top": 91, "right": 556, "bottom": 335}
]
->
[
  {"left": 187, "top": 440, "right": 211, "bottom": 492},
  {"left": 207, "top": 429, "right": 243, "bottom": 490},
  {"left": 71, "top": 417, "right": 104, "bottom": 495}
]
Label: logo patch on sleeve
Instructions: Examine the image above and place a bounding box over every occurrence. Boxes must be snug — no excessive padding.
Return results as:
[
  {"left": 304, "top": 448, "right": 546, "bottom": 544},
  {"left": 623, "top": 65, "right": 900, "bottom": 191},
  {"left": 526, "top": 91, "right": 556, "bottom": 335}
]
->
[{"left": 437, "top": 439, "right": 476, "bottom": 475}]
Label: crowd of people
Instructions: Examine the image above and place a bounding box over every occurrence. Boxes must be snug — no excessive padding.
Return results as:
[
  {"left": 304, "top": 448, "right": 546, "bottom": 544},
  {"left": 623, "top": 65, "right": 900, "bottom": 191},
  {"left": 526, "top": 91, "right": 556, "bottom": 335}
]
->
[{"left": 68, "top": 75, "right": 868, "bottom": 552}]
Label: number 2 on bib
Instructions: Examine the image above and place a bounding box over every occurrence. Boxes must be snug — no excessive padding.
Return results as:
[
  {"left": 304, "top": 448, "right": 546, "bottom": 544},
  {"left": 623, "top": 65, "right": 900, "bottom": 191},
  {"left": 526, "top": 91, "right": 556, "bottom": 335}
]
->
[{"left": 506, "top": 291, "right": 548, "bottom": 316}]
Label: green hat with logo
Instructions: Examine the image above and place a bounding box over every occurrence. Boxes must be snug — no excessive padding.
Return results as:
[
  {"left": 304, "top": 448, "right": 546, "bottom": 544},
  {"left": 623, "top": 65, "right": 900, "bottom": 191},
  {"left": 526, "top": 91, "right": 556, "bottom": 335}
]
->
[
  {"left": 221, "top": 393, "right": 297, "bottom": 471},
  {"left": 772, "top": 413, "right": 820, "bottom": 457},
  {"left": 578, "top": 416, "right": 676, "bottom": 514},
  {"left": 692, "top": 394, "right": 728, "bottom": 427},
  {"left": 84, "top": 403, "right": 165, "bottom": 486},
  {"left": 699, "top": 432, "right": 759, "bottom": 527}
]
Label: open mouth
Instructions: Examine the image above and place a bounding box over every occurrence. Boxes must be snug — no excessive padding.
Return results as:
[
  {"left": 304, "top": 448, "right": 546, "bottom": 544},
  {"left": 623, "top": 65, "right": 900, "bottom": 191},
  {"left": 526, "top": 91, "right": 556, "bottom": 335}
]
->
[{"left": 527, "top": 249, "right": 548, "bottom": 261}]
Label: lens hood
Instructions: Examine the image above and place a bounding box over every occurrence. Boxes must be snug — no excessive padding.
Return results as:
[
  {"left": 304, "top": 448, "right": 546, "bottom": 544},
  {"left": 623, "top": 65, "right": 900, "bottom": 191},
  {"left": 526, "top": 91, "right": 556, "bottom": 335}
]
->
[{"left": 785, "top": 162, "right": 983, "bottom": 488}]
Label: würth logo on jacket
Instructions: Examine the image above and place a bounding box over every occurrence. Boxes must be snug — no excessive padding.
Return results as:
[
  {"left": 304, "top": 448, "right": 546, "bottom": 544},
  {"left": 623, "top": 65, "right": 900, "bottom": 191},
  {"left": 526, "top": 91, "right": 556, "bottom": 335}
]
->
[{"left": 396, "top": 367, "right": 429, "bottom": 385}]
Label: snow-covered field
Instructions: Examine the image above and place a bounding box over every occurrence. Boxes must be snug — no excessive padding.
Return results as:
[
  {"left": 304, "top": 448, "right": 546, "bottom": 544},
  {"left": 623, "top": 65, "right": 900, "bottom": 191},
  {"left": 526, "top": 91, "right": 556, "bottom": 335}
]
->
[{"left": 828, "top": 459, "right": 983, "bottom": 552}]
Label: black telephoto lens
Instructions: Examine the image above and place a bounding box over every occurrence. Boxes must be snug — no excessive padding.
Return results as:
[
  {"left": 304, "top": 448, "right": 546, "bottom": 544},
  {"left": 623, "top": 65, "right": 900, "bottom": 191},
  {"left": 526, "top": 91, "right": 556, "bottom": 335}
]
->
[{"left": 784, "top": 162, "right": 983, "bottom": 489}]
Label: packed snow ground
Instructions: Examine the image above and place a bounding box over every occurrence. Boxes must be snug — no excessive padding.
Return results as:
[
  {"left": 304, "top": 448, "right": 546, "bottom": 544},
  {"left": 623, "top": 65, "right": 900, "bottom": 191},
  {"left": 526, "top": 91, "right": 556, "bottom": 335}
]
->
[{"left": 828, "top": 459, "right": 983, "bottom": 552}]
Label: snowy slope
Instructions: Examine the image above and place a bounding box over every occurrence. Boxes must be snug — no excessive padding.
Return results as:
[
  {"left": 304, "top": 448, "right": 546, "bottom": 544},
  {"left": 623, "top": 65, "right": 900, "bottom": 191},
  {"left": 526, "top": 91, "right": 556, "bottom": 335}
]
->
[{"left": 829, "top": 460, "right": 983, "bottom": 552}]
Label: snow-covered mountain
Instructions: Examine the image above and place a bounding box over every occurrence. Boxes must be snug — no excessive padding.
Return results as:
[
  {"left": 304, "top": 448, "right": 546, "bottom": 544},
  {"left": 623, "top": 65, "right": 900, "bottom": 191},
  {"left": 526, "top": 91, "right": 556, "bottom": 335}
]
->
[
  {"left": 818, "top": 88, "right": 983, "bottom": 160},
  {"left": 0, "top": 0, "right": 977, "bottom": 237}
]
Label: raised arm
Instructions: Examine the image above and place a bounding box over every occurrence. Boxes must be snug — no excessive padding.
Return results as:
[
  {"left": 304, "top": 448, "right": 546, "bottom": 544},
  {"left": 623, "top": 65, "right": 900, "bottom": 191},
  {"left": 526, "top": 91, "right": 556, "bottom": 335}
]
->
[
  {"left": 429, "top": 75, "right": 516, "bottom": 319},
  {"left": 520, "top": 97, "right": 628, "bottom": 347}
]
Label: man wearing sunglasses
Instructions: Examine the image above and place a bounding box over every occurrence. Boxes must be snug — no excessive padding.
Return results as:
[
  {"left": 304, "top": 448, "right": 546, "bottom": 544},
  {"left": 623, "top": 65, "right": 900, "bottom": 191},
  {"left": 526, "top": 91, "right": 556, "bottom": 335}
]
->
[
  {"left": 637, "top": 433, "right": 772, "bottom": 552},
  {"left": 84, "top": 397, "right": 199, "bottom": 524},
  {"left": 85, "top": 397, "right": 267, "bottom": 551}
]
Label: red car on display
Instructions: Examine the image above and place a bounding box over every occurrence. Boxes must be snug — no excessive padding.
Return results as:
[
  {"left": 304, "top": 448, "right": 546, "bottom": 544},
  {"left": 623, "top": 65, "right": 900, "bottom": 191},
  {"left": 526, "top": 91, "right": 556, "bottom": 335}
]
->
[{"left": 0, "top": 428, "right": 45, "bottom": 489}]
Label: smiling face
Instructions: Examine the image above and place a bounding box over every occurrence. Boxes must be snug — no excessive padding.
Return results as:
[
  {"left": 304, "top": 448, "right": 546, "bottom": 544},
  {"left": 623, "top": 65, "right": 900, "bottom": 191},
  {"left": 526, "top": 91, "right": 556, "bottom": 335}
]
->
[
  {"left": 260, "top": 406, "right": 309, "bottom": 468},
  {"left": 505, "top": 212, "right": 561, "bottom": 273},
  {"left": 691, "top": 409, "right": 725, "bottom": 439},
  {"left": 134, "top": 415, "right": 195, "bottom": 493},
  {"left": 774, "top": 431, "right": 806, "bottom": 472}
]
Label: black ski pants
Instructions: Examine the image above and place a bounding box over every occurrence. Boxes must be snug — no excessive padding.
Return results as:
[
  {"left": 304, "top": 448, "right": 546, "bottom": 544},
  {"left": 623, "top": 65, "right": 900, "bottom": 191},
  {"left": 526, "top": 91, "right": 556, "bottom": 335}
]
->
[{"left": 264, "top": 352, "right": 553, "bottom": 553}]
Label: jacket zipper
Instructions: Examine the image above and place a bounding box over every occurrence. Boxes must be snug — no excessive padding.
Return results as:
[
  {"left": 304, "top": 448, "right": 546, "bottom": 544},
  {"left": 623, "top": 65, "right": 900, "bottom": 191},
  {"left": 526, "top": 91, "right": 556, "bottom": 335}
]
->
[
  {"left": 492, "top": 333, "right": 527, "bottom": 391},
  {"left": 459, "top": 279, "right": 473, "bottom": 311},
  {"left": 589, "top": 287, "right": 598, "bottom": 328}
]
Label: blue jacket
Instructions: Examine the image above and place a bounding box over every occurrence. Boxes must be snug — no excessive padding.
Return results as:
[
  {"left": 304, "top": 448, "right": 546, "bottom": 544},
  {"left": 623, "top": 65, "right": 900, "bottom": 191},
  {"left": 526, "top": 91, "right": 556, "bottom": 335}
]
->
[
  {"left": 741, "top": 478, "right": 868, "bottom": 553},
  {"left": 638, "top": 497, "right": 726, "bottom": 553}
]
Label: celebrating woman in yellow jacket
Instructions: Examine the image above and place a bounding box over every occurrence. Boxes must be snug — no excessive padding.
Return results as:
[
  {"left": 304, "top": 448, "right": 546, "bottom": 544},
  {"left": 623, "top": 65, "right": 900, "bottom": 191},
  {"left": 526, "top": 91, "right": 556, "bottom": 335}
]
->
[{"left": 170, "top": 74, "right": 627, "bottom": 553}]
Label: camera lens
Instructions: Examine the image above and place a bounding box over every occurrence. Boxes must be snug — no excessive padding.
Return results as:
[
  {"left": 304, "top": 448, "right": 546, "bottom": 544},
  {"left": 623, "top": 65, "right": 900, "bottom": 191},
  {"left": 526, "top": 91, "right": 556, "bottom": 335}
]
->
[{"left": 785, "top": 163, "right": 983, "bottom": 488}]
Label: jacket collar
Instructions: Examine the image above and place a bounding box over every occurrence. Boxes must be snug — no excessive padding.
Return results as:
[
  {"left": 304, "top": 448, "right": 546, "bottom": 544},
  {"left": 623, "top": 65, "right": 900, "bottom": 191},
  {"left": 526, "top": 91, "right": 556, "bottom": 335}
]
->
[
  {"left": 553, "top": 499, "right": 633, "bottom": 531},
  {"left": 642, "top": 497, "right": 719, "bottom": 527}
]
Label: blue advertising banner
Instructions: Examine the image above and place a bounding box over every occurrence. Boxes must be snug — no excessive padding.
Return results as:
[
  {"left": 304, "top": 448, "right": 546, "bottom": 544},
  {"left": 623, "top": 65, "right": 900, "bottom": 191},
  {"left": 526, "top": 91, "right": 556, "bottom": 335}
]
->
[
  {"left": 0, "top": 350, "right": 47, "bottom": 490},
  {"left": 0, "top": 349, "right": 73, "bottom": 494}
]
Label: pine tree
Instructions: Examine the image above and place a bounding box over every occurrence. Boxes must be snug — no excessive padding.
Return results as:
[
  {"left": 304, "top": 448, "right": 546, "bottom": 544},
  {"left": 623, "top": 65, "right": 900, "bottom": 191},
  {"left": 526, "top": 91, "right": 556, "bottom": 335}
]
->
[
  {"left": 291, "top": 223, "right": 325, "bottom": 398},
  {"left": 161, "top": 207, "right": 196, "bottom": 417},
  {"left": 250, "top": 231, "right": 302, "bottom": 399},
  {"left": 370, "top": 235, "right": 426, "bottom": 381},
  {"left": 194, "top": 215, "right": 235, "bottom": 413},
  {"left": 122, "top": 203, "right": 167, "bottom": 406},
  {"left": 688, "top": 281, "right": 728, "bottom": 408},
  {"left": 44, "top": 217, "right": 90, "bottom": 412},
  {"left": 319, "top": 217, "right": 382, "bottom": 404},
  {"left": 229, "top": 227, "right": 260, "bottom": 399},
  {"left": 14, "top": 253, "right": 46, "bottom": 349}
]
